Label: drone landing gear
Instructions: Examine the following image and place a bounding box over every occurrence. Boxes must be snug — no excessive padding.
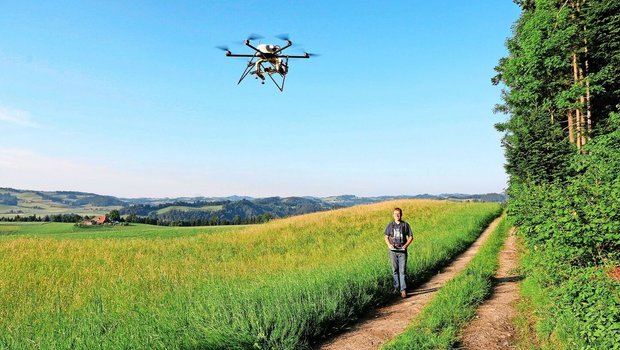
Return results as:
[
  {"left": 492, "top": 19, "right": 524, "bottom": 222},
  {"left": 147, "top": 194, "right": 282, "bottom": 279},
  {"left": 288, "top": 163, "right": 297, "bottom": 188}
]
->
[
  {"left": 238, "top": 57, "right": 257, "bottom": 85},
  {"left": 237, "top": 58, "right": 287, "bottom": 92},
  {"left": 266, "top": 70, "right": 286, "bottom": 92}
]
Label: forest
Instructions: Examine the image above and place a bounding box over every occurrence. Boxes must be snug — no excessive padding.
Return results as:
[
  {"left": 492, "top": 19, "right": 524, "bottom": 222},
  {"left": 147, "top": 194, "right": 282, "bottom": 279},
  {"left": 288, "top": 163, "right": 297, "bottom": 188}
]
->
[{"left": 495, "top": 0, "right": 620, "bottom": 347}]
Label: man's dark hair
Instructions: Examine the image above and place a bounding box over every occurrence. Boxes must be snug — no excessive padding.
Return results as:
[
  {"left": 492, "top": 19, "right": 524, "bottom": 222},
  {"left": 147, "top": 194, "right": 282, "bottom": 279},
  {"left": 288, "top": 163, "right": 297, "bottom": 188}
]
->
[{"left": 394, "top": 207, "right": 402, "bottom": 215}]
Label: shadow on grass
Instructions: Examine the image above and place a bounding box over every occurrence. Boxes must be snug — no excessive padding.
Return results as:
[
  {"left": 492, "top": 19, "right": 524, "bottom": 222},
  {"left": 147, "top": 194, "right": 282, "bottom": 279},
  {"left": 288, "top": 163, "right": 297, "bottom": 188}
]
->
[
  {"left": 408, "top": 286, "right": 440, "bottom": 296},
  {"left": 493, "top": 275, "right": 524, "bottom": 284}
]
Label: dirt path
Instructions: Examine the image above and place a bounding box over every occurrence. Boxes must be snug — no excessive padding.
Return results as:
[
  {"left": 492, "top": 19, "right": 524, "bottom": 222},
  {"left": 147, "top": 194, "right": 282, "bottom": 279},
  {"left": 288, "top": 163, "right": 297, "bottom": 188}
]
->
[
  {"left": 457, "top": 228, "right": 519, "bottom": 350},
  {"left": 315, "top": 217, "right": 503, "bottom": 350}
]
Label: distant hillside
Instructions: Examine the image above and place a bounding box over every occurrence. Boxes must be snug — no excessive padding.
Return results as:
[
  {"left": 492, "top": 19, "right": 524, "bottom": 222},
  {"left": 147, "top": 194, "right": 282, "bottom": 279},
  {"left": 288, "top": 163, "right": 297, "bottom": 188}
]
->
[
  {"left": 320, "top": 193, "right": 506, "bottom": 207},
  {"left": 0, "top": 188, "right": 126, "bottom": 218},
  {"left": 119, "top": 195, "right": 254, "bottom": 205},
  {"left": 0, "top": 187, "right": 505, "bottom": 223},
  {"left": 120, "top": 196, "right": 336, "bottom": 224}
]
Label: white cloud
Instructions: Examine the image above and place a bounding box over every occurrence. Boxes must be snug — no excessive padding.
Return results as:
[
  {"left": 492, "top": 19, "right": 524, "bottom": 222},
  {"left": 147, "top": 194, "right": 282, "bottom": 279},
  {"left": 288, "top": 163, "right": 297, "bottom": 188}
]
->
[{"left": 0, "top": 106, "right": 41, "bottom": 128}]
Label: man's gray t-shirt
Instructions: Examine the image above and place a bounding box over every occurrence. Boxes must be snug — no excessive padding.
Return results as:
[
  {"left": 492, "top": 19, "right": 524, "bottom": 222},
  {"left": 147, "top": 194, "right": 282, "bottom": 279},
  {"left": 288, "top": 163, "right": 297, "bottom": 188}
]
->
[{"left": 384, "top": 221, "right": 412, "bottom": 251}]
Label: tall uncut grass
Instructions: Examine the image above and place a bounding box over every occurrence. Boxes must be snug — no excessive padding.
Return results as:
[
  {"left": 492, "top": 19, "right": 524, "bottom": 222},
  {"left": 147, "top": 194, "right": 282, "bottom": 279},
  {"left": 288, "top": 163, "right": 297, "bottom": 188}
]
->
[{"left": 0, "top": 200, "right": 501, "bottom": 349}]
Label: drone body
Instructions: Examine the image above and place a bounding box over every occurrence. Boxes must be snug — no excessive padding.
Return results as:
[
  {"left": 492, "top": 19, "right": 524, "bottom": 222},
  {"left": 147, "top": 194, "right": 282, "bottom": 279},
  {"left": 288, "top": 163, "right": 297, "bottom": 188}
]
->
[
  {"left": 256, "top": 44, "right": 280, "bottom": 54},
  {"left": 218, "top": 35, "right": 315, "bottom": 92}
]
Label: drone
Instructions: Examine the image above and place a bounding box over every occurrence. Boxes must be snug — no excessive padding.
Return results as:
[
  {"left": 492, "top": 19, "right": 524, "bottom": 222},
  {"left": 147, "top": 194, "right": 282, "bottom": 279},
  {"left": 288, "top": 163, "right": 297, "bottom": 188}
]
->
[{"left": 217, "top": 34, "right": 317, "bottom": 92}]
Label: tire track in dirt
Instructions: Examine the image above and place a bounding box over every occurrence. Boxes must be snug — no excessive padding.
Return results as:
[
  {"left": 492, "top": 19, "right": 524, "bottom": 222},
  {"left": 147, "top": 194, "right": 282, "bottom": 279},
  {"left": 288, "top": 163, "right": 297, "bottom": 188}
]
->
[
  {"left": 457, "top": 228, "right": 519, "bottom": 350},
  {"left": 315, "top": 216, "right": 503, "bottom": 350}
]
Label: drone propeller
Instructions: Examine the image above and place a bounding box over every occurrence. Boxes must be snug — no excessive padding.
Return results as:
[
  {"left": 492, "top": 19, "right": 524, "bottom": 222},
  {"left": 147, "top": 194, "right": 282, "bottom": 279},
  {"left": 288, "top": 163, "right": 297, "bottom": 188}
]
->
[
  {"left": 275, "top": 34, "right": 297, "bottom": 48},
  {"left": 304, "top": 52, "right": 320, "bottom": 57},
  {"left": 275, "top": 33, "right": 290, "bottom": 41},
  {"left": 216, "top": 45, "right": 230, "bottom": 52},
  {"left": 246, "top": 33, "right": 264, "bottom": 41}
]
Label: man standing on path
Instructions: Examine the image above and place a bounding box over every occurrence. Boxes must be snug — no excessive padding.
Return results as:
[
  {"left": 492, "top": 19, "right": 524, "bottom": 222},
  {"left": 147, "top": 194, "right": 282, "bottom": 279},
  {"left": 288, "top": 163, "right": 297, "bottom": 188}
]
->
[{"left": 384, "top": 207, "right": 413, "bottom": 298}]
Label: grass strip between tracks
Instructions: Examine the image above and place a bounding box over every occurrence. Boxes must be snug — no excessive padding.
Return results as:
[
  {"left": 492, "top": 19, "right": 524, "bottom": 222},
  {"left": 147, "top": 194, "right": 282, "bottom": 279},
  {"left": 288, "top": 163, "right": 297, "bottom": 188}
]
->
[{"left": 382, "top": 214, "right": 511, "bottom": 350}]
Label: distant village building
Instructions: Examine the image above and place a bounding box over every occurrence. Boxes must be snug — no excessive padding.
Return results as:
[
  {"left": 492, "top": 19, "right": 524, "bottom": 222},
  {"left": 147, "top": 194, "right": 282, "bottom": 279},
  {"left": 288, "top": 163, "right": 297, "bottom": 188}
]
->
[{"left": 81, "top": 215, "right": 109, "bottom": 226}]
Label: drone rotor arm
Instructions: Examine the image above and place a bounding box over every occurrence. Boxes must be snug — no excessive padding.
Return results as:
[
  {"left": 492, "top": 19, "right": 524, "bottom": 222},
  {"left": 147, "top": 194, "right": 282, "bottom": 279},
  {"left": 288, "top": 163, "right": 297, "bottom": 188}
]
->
[
  {"left": 225, "top": 53, "right": 256, "bottom": 57},
  {"left": 244, "top": 40, "right": 262, "bottom": 54},
  {"left": 281, "top": 54, "right": 311, "bottom": 59},
  {"left": 273, "top": 40, "right": 293, "bottom": 55}
]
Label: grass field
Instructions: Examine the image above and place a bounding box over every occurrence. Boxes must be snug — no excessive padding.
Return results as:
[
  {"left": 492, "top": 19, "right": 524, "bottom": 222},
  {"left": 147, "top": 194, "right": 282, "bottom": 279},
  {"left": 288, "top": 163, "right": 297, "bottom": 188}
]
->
[
  {"left": 0, "top": 222, "right": 245, "bottom": 239},
  {"left": 0, "top": 200, "right": 501, "bottom": 349}
]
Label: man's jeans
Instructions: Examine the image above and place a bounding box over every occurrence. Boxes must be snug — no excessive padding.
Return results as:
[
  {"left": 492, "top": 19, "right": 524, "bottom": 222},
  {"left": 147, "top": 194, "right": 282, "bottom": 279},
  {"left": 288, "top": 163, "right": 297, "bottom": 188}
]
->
[{"left": 389, "top": 250, "right": 407, "bottom": 291}]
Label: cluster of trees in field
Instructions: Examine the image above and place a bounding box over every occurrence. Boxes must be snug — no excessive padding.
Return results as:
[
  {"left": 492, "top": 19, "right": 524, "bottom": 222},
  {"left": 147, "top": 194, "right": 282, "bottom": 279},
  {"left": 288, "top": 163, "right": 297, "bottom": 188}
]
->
[
  {"left": 496, "top": 0, "right": 619, "bottom": 347},
  {"left": 123, "top": 211, "right": 275, "bottom": 226},
  {"left": 0, "top": 213, "right": 84, "bottom": 223},
  {"left": 0, "top": 211, "right": 274, "bottom": 227}
]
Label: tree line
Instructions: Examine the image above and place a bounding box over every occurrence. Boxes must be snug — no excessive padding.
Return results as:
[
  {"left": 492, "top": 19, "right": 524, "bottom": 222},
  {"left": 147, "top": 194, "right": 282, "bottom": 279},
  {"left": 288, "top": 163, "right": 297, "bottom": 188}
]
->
[
  {"left": 119, "top": 200, "right": 230, "bottom": 216},
  {"left": 0, "top": 213, "right": 84, "bottom": 223},
  {"left": 124, "top": 211, "right": 274, "bottom": 226},
  {"left": 497, "top": 0, "right": 619, "bottom": 262},
  {"left": 0, "top": 211, "right": 274, "bottom": 226},
  {"left": 495, "top": 0, "right": 619, "bottom": 348}
]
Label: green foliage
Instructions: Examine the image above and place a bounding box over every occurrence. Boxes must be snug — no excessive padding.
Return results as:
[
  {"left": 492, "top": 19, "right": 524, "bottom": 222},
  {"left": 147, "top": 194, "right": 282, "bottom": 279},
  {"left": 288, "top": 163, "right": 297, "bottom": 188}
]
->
[
  {"left": 518, "top": 249, "right": 620, "bottom": 350},
  {"left": 493, "top": 0, "right": 577, "bottom": 184},
  {"left": 497, "top": 111, "right": 574, "bottom": 184},
  {"left": 507, "top": 115, "right": 620, "bottom": 348},
  {"left": 497, "top": 0, "right": 620, "bottom": 347},
  {"left": 495, "top": 0, "right": 620, "bottom": 184},
  {"left": 582, "top": 0, "right": 620, "bottom": 130},
  {"left": 107, "top": 209, "right": 121, "bottom": 222},
  {"left": 510, "top": 113, "right": 620, "bottom": 265},
  {"left": 559, "top": 267, "right": 620, "bottom": 347}
]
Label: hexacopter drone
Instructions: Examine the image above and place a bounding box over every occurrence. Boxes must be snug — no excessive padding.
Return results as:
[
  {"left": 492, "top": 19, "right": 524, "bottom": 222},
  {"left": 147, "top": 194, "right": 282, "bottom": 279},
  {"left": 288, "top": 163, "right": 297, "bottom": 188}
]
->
[{"left": 217, "top": 34, "right": 317, "bottom": 92}]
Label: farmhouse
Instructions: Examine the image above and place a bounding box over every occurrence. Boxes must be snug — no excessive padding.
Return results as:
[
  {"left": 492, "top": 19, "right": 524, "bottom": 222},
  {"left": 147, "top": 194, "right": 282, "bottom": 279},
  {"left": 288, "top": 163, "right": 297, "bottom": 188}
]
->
[{"left": 81, "top": 215, "right": 109, "bottom": 226}]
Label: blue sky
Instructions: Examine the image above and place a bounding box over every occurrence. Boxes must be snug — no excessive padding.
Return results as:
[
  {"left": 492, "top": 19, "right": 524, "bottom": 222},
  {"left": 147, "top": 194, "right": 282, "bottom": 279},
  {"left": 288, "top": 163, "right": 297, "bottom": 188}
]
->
[{"left": 0, "top": 1, "right": 520, "bottom": 198}]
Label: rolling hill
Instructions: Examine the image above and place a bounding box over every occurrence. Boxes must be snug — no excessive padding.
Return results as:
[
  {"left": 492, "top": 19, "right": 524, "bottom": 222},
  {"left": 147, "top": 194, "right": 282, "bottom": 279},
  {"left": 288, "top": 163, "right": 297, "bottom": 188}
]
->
[{"left": 0, "top": 187, "right": 506, "bottom": 223}]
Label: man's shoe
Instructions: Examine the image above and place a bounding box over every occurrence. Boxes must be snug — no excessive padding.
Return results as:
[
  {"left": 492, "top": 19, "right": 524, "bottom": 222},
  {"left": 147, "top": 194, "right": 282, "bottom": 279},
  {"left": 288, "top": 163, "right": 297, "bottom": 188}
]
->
[{"left": 400, "top": 290, "right": 407, "bottom": 298}]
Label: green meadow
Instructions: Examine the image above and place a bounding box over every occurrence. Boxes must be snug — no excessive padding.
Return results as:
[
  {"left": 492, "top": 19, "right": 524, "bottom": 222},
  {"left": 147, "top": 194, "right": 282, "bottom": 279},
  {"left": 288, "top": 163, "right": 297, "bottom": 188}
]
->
[
  {"left": 0, "top": 222, "right": 243, "bottom": 239},
  {"left": 0, "top": 200, "right": 501, "bottom": 349}
]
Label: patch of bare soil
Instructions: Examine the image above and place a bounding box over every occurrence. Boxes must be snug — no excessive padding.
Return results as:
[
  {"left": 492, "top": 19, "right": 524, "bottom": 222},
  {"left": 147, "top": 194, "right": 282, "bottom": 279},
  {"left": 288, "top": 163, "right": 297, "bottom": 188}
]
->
[
  {"left": 457, "top": 228, "right": 519, "bottom": 350},
  {"left": 609, "top": 266, "right": 620, "bottom": 282},
  {"left": 315, "top": 217, "right": 503, "bottom": 350}
]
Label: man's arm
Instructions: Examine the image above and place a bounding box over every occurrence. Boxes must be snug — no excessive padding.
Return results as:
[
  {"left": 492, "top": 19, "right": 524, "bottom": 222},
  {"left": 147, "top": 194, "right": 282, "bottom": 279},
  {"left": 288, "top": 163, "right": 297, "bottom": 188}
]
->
[
  {"left": 403, "top": 223, "right": 414, "bottom": 249},
  {"left": 384, "top": 234, "right": 394, "bottom": 249},
  {"left": 402, "top": 235, "right": 413, "bottom": 249}
]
